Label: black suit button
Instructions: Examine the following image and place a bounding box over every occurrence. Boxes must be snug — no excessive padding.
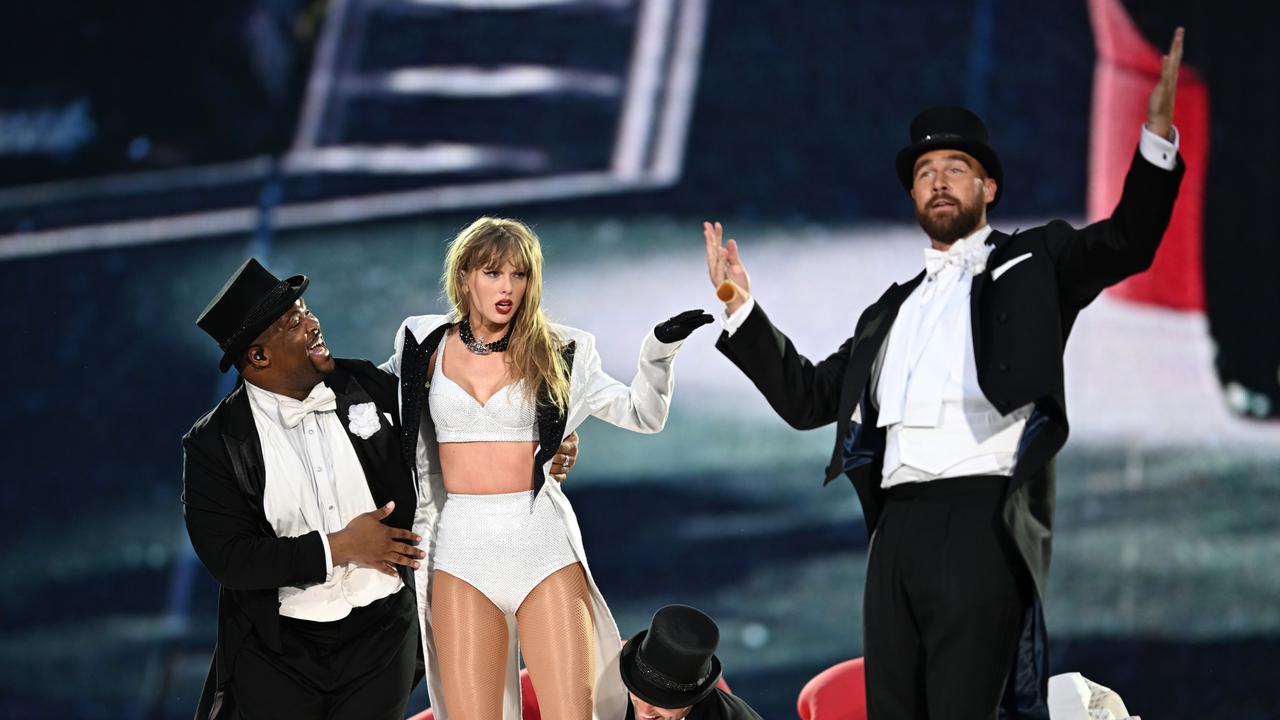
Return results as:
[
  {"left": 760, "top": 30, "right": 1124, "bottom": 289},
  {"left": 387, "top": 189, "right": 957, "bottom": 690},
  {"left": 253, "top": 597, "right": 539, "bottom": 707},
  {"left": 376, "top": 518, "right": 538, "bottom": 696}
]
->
[
  {"left": 998, "top": 312, "right": 1008, "bottom": 323},
  {"left": 998, "top": 362, "right": 1009, "bottom": 372}
]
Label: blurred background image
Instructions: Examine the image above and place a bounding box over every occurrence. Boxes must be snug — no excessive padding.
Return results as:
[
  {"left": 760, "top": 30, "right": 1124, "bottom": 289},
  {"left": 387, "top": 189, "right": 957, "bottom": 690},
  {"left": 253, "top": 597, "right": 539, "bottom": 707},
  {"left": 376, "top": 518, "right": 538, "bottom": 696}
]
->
[{"left": 2, "top": 1, "right": 1278, "bottom": 718}]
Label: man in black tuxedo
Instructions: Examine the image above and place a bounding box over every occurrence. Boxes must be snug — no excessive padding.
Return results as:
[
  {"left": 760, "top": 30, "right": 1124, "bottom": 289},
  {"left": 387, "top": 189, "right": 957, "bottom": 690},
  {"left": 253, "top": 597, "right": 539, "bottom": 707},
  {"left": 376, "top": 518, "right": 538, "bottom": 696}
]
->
[
  {"left": 704, "top": 30, "right": 1185, "bottom": 720},
  {"left": 183, "top": 258, "right": 426, "bottom": 719}
]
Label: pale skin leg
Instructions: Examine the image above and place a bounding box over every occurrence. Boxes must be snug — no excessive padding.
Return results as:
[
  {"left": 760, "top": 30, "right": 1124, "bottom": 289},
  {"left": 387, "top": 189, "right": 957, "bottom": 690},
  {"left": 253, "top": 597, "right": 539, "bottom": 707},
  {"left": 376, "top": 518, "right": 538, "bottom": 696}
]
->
[
  {"left": 432, "top": 570, "right": 510, "bottom": 720},
  {"left": 517, "top": 563, "right": 596, "bottom": 720}
]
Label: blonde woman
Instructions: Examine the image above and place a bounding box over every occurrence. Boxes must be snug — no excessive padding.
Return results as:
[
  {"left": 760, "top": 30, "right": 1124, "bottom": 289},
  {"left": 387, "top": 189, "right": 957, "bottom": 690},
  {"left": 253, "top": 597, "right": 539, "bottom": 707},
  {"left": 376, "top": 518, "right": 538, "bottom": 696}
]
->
[{"left": 382, "top": 217, "right": 711, "bottom": 720}]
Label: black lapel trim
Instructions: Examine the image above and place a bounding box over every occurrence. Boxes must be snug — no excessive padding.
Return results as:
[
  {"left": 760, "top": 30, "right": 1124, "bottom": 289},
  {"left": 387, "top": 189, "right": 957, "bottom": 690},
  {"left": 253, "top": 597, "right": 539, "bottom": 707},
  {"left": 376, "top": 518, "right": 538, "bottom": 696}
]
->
[
  {"left": 218, "top": 382, "right": 267, "bottom": 500},
  {"left": 971, "top": 229, "right": 1015, "bottom": 370},
  {"left": 532, "top": 341, "right": 577, "bottom": 496},
  {"left": 825, "top": 276, "right": 922, "bottom": 482},
  {"left": 399, "top": 323, "right": 452, "bottom": 472},
  {"left": 325, "top": 366, "right": 392, "bottom": 502}
]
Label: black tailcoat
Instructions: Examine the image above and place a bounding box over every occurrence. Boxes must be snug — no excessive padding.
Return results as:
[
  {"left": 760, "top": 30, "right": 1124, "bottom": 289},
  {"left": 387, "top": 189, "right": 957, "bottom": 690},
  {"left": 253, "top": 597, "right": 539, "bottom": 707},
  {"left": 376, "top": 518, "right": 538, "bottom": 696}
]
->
[
  {"left": 717, "top": 148, "right": 1183, "bottom": 716},
  {"left": 181, "top": 358, "right": 416, "bottom": 719}
]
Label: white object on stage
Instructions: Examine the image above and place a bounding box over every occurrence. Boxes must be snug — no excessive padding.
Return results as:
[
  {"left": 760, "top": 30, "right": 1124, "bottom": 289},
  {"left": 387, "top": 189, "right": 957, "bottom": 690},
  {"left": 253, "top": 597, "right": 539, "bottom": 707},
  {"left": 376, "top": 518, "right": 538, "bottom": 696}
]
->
[{"left": 1048, "top": 672, "right": 1137, "bottom": 720}]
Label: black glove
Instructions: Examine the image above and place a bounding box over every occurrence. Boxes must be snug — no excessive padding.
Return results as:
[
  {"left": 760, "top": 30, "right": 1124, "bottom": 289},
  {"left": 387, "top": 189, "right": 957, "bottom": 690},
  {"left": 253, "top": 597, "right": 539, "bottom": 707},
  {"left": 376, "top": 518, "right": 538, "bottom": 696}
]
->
[{"left": 654, "top": 309, "right": 714, "bottom": 343}]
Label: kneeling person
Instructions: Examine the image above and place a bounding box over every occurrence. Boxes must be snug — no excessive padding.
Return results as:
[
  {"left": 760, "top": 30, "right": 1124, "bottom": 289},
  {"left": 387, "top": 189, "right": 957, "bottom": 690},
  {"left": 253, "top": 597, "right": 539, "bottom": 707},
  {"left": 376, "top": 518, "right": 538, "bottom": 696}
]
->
[{"left": 621, "top": 605, "right": 763, "bottom": 720}]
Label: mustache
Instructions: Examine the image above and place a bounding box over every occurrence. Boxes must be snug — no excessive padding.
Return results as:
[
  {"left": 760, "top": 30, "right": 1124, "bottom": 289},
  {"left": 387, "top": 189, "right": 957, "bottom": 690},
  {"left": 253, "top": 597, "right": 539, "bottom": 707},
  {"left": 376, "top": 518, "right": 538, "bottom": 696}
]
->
[{"left": 928, "top": 193, "right": 960, "bottom": 207}]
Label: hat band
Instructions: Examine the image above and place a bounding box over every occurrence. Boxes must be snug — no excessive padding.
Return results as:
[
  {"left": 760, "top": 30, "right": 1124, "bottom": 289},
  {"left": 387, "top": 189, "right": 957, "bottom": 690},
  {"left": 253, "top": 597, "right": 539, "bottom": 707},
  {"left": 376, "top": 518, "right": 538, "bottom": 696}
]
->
[
  {"left": 218, "top": 281, "right": 292, "bottom": 351},
  {"left": 633, "top": 652, "right": 708, "bottom": 693}
]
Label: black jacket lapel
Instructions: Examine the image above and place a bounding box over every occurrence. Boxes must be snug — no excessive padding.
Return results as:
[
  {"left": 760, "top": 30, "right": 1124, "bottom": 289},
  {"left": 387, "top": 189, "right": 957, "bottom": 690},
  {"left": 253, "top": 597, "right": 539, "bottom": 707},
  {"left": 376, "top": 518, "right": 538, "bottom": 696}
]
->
[
  {"left": 971, "top": 229, "right": 1014, "bottom": 368},
  {"left": 532, "top": 341, "right": 577, "bottom": 496},
  {"left": 326, "top": 366, "right": 392, "bottom": 502},
  {"left": 826, "top": 275, "right": 922, "bottom": 482},
  {"left": 218, "top": 383, "right": 270, "bottom": 532},
  {"left": 400, "top": 323, "right": 452, "bottom": 472}
]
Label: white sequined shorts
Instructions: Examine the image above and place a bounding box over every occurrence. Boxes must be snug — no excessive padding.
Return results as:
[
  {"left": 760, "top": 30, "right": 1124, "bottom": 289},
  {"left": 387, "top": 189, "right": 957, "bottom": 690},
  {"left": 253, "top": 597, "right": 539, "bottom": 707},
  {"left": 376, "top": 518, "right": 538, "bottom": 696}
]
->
[{"left": 433, "top": 490, "right": 579, "bottom": 616}]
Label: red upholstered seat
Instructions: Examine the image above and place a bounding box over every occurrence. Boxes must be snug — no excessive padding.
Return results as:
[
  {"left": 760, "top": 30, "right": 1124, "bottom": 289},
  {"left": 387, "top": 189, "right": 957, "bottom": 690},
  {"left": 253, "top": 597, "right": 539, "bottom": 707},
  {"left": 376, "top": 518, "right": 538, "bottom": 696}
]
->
[
  {"left": 796, "top": 657, "right": 866, "bottom": 720},
  {"left": 1088, "top": 0, "right": 1209, "bottom": 311}
]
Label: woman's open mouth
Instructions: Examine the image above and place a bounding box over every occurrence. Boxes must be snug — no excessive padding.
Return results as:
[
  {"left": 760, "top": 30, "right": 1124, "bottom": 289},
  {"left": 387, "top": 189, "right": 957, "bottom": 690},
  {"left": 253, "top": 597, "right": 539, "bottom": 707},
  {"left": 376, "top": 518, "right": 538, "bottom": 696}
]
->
[{"left": 495, "top": 299, "right": 513, "bottom": 315}]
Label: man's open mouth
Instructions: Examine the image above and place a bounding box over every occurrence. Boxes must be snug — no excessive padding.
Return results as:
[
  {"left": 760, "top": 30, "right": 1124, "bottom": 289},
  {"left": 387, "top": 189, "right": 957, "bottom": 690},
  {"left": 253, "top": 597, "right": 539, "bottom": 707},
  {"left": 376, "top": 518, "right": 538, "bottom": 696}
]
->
[{"left": 308, "top": 335, "right": 329, "bottom": 357}]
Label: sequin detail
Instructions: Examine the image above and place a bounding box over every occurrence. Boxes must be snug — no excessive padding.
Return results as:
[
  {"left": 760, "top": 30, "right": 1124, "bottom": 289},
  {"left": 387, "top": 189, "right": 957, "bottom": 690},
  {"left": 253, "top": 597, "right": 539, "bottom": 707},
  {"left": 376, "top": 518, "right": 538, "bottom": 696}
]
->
[
  {"left": 633, "top": 653, "right": 708, "bottom": 691},
  {"left": 433, "top": 490, "right": 577, "bottom": 615},
  {"left": 429, "top": 341, "right": 537, "bottom": 443}
]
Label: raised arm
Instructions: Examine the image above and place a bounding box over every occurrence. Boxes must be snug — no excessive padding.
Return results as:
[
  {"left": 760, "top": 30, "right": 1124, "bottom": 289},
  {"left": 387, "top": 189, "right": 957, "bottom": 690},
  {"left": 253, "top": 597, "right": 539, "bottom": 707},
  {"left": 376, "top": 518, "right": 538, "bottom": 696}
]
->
[
  {"left": 1050, "top": 27, "right": 1186, "bottom": 307},
  {"left": 706, "top": 220, "right": 852, "bottom": 430},
  {"left": 578, "top": 310, "right": 711, "bottom": 433}
]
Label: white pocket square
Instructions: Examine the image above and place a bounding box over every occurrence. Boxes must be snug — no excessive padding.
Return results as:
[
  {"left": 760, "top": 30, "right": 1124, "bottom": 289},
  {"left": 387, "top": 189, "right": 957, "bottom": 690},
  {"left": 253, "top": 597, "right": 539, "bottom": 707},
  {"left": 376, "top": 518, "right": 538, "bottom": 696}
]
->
[{"left": 991, "top": 252, "right": 1033, "bottom": 280}]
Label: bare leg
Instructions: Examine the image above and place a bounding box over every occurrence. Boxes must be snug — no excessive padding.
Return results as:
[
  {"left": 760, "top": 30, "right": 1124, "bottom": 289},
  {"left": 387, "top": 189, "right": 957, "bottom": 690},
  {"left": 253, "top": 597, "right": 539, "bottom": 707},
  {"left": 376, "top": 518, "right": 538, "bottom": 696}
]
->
[
  {"left": 432, "top": 570, "right": 510, "bottom": 720},
  {"left": 516, "top": 563, "right": 596, "bottom": 720}
]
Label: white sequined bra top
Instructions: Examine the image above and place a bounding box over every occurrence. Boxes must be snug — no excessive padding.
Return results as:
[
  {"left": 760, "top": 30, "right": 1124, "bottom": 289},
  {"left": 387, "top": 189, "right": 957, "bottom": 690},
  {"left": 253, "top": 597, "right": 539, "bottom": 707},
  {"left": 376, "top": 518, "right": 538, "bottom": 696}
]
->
[{"left": 428, "top": 341, "right": 538, "bottom": 443}]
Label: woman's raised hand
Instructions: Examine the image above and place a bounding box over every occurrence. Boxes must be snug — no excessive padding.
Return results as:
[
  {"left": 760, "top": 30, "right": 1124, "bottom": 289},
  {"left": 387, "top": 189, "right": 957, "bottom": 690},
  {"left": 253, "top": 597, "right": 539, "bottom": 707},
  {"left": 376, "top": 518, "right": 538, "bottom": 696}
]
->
[{"left": 654, "top": 309, "right": 714, "bottom": 343}]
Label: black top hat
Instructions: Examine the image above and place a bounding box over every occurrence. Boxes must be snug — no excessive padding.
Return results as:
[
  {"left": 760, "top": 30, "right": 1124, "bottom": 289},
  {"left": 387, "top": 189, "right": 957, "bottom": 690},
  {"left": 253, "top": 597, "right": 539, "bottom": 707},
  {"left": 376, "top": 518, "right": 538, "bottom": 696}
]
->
[
  {"left": 196, "top": 258, "right": 309, "bottom": 373},
  {"left": 895, "top": 106, "right": 1003, "bottom": 208},
  {"left": 620, "top": 605, "right": 723, "bottom": 709}
]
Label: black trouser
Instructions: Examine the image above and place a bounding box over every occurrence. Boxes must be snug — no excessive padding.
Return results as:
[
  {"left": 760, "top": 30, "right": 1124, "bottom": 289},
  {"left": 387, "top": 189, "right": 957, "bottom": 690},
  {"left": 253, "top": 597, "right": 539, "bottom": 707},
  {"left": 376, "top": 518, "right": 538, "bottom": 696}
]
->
[
  {"left": 863, "top": 476, "right": 1030, "bottom": 720},
  {"left": 231, "top": 585, "right": 417, "bottom": 720}
]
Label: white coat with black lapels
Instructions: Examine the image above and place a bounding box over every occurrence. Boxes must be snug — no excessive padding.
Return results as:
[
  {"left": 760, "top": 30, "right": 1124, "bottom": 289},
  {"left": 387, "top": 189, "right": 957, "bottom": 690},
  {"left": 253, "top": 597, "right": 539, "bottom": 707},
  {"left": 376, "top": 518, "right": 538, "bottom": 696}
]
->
[{"left": 381, "top": 312, "right": 686, "bottom": 720}]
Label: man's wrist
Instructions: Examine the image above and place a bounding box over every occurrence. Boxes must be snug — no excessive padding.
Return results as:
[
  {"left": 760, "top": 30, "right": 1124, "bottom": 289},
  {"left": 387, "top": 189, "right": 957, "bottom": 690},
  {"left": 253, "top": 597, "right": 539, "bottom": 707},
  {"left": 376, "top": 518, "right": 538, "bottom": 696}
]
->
[
  {"left": 326, "top": 530, "right": 347, "bottom": 567},
  {"left": 1144, "top": 120, "right": 1173, "bottom": 142}
]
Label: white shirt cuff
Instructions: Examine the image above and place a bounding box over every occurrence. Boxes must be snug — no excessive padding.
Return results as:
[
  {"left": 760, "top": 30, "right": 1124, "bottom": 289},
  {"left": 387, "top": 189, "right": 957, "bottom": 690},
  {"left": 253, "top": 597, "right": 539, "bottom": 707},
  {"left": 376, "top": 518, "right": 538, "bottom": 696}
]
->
[
  {"left": 721, "top": 295, "right": 757, "bottom": 337},
  {"left": 1139, "top": 123, "right": 1179, "bottom": 170},
  {"left": 319, "top": 531, "right": 335, "bottom": 582}
]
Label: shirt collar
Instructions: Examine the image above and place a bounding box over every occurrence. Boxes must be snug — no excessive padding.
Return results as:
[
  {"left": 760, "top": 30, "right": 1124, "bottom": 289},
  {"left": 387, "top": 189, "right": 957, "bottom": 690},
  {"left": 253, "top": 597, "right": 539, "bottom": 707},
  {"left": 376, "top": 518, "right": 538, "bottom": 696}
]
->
[
  {"left": 933, "top": 224, "right": 992, "bottom": 257},
  {"left": 245, "top": 380, "right": 331, "bottom": 426},
  {"left": 922, "top": 224, "right": 994, "bottom": 277}
]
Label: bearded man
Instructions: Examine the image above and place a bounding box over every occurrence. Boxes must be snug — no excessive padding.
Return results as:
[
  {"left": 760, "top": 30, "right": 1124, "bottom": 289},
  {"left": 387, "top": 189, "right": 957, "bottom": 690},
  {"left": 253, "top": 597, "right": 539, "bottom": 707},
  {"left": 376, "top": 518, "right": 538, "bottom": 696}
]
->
[{"left": 705, "top": 29, "right": 1185, "bottom": 720}]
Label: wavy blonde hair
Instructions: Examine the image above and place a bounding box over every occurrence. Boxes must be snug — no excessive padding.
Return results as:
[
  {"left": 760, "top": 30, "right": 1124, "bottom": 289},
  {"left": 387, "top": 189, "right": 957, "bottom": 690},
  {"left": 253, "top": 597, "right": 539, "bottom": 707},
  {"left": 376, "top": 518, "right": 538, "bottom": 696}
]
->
[{"left": 442, "top": 216, "right": 570, "bottom": 412}]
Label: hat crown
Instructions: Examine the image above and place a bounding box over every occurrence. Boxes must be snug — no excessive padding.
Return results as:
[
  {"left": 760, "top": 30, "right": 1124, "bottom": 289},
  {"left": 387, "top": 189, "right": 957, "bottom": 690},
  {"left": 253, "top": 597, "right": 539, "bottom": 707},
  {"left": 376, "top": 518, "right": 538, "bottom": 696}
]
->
[
  {"left": 636, "top": 605, "right": 719, "bottom": 685},
  {"left": 895, "top": 105, "right": 1003, "bottom": 208},
  {"left": 909, "top": 106, "right": 990, "bottom": 146},
  {"left": 196, "top": 258, "right": 309, "bottom": 372},
  {"left": 196, "top": 259, "right": 285, "bottom": 348}
]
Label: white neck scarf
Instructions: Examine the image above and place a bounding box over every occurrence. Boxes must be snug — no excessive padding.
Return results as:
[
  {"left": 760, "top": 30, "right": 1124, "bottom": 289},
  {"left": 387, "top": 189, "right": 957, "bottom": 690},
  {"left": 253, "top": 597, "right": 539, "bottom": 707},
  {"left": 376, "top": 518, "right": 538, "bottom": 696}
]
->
[{"left": 877, "top": 227, "right": 992, "bottom": 428}]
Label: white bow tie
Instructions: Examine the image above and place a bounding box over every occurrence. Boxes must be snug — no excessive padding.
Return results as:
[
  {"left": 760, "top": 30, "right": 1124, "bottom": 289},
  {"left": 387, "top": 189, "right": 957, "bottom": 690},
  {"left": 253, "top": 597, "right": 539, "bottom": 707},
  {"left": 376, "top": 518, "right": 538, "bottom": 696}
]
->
[
  {"left": 278, "top": 385, "right": 338, "bottom": 428},
  {"left": 923, "top": 242, "right": 990, "bottom": 279}
]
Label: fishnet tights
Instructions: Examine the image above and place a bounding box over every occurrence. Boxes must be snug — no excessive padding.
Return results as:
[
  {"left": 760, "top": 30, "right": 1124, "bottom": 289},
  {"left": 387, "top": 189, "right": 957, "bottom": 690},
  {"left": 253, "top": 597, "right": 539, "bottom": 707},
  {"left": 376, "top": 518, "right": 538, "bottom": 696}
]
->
[{"left": 433, "top": 563, "right": 596, "bottom": 720}]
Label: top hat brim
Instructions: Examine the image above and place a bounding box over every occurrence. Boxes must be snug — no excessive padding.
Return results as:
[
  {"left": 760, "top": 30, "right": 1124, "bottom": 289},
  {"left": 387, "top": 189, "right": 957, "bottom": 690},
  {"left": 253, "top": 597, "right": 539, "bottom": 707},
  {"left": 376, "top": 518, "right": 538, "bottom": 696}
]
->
[
  {"left": 216, "top": 274, "right": 309, "bottom": 372},
  {"left": 895, "top": 137, "right": 1003, "bottom": 209},
  {"left": 620, "top": 629, "right": 723, "bottom": 710}
]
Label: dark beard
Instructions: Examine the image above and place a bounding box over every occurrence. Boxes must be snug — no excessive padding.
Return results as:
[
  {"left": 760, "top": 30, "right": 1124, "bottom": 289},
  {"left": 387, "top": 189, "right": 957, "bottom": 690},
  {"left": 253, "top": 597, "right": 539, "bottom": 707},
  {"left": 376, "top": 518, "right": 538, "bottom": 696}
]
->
[{"left": 916, "top": 197, "right": 985, "bottom": 245}]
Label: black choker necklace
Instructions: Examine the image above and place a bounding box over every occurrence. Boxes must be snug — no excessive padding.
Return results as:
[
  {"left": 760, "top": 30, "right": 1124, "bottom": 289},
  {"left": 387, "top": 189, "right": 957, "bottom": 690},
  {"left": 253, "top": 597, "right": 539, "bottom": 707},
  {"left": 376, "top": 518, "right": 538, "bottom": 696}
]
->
[{"left": 459, "top": 317, "right": 512, "bottom": 355}]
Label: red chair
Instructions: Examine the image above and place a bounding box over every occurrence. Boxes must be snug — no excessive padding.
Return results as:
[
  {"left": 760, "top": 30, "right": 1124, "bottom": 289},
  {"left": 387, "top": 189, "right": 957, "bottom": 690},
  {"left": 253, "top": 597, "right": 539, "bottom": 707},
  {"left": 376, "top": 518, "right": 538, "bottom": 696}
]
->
[
  {"left": 796, "top": 657, "right": 867, "bottom": 720},
  {"left": 1087, "top": 0, "right": 1209, "bottom": 311}
]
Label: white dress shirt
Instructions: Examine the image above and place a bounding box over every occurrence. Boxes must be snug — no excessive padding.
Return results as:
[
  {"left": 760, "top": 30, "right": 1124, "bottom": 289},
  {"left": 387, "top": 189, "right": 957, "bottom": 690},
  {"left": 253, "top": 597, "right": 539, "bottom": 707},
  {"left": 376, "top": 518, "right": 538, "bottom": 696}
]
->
[
  {"left": 722, "top": 124, "right": 1180, "bottom": 488},
  {"left": 245, "top": 381, "right": 402, "bottom": 621},
  {"left": 874, "top": 226, "right": 1031, "bottom": 487}
]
